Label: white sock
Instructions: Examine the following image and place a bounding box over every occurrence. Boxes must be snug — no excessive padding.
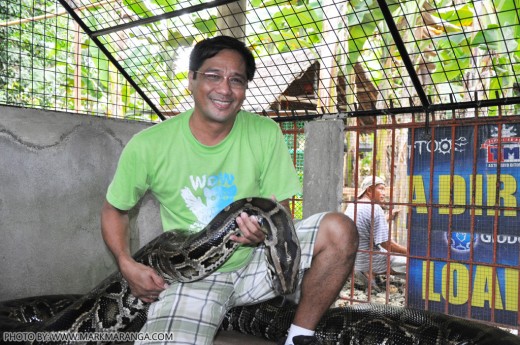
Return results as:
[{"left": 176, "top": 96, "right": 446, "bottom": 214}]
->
[{"left": 284, "top": 324, "right": 315, "bottom": 345}]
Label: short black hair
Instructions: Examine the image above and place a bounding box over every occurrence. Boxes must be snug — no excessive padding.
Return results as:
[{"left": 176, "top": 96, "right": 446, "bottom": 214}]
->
[{"left": 189, "top": 36, "right": 256, "bottom": 81}]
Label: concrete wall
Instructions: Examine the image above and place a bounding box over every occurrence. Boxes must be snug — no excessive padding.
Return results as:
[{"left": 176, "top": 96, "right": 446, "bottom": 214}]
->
[
  {"left": 0, "top": 106, "right": 343, "bottom": 301},
  {"left": 0, "top": 106, "right": 161, "bottom": 300},
  {"left": 302, "top": 119, "right": 344, "bottom": 217}
]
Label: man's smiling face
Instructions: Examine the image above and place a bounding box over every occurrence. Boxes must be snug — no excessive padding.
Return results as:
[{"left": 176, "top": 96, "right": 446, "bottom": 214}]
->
[{"left": 188, "top": 49, "right": 248, "bottom": 125}]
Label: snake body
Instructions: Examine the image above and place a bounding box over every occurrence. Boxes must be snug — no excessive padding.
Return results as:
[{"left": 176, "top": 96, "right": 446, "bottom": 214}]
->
[
  {"left": 0, "top": 197, "right": 300, "bottom": 340},
  {"left": 2, "top": 197, "right": 520, "bottom": 344},
  {"left": 3, "top": 294, "right": 520, "bottom": 344},
  {"left": 221, "top": 297, "right": 520, "bottom": 345}
]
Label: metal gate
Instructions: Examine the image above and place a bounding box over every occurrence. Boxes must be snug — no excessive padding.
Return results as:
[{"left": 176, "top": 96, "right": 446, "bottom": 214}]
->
[{"left": 284, "top": 111, "right": 520, "bottom": 331}]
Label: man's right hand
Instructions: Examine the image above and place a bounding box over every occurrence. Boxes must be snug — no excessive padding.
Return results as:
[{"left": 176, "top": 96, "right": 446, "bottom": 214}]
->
[
  {"left": 118, "top": 256, "right": 168, "bottom": 303},
  {"left": 101, "top": 200, "right": 168, "bottom": 304}
]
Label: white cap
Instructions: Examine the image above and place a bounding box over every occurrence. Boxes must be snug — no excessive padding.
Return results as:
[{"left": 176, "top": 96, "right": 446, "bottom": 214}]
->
[{"left": 357, "top": 176, "right": 385, "bottom": 198}]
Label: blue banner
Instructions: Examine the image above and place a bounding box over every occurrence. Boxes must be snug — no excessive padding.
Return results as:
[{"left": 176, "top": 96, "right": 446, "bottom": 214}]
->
[{"left": 407, "top": 124, "right": 520, "bottom": 325}]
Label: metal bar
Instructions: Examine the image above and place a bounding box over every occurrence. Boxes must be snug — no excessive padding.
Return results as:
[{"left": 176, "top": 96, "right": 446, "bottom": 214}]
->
[
  {"left": 287, "top": 96, "right": 520, "bottom": 121},
  {"left": 444, "top": 119, "right": 457, "bottom": 314},
  {"left": 406, "top": 116, "right": 417, "bottom": 308},
  {"left": 429, "top": 97, "right": 520, "bottom": 111},
  {"left": 56, "top": 0, "right": 166, "bottom": 120},
  {"left": 376, "top": 0, "right": 430, "bottom": 110},
  {"left": 467, "top": 123, "right": 479, "bottom": 318},
  {"left": 274, "top": 110, "right": 520, "bottom": 125},
  {"left": 490, "top": 108, "right": 504, "bottom": 323},
  {"left": 91, "top": 0, "right": 240, "bottom": 37},
  {"left": 387, "top": 117, "right": 397, "bottom": 300},
  {"left": 425, "top": 124, "right": 436, "bottom": 311},
  {"left": 367, "top": 130, "right": 379, "bottom": 298}
]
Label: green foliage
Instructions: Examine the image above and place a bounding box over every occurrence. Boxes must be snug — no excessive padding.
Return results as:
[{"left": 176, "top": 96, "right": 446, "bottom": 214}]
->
[
  {"left": 2, "top": 0, "right": 520, "bottom": 119},
  {"left": 247, "top": 0, "right": 323, "bottom": 54},
  {"left": 1, "top": 0, "right": 73, "bottom": 107}
]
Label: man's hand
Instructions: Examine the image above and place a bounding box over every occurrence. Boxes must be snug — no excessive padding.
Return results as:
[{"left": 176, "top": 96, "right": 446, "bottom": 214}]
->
[
  {"left": 230, "top": 212, "right": 265, "bottom": 245},
  {"left": 229, "top": 197, "right": 291, "bottom": 245},
  {"left": 101, "top": 200, "right": 168, "bottom": 303},
  {"left": 389, "top": 209, "right": 400, "bottom": 221},
  {"left": 118, "top": 256, "right": 168, "bottom": 303}
]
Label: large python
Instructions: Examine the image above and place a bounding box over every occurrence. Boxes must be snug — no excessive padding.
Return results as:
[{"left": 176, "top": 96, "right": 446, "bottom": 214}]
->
[
  {"left": 2, "top": 197, "right": 520, "bottom": 344},
  {"left": 0, "top": 197, "right": 301, "bottom": 342},
  {"left": 222, "top": 297, "right": 520, "bottom": 344}
]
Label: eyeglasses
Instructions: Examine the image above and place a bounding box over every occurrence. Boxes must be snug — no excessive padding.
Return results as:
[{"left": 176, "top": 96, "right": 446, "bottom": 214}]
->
[{"left": 193, "top": 71, "right": 248, "bottom": 90}]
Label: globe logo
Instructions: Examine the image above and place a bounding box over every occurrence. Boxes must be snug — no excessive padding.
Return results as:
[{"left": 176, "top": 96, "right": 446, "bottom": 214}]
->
[{"left": 445, "top": 231, "right": 478, "bottom": 252}]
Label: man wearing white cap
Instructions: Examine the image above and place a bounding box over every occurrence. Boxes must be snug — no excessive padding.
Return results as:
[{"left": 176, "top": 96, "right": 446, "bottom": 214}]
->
[{"left": 344, "top": 176, "right": 407, "bottom": 290}]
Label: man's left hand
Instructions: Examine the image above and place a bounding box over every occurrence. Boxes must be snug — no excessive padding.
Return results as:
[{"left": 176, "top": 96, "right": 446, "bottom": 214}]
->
[{"left": 231, "top": 212, "right": 266, "bottom": 245}]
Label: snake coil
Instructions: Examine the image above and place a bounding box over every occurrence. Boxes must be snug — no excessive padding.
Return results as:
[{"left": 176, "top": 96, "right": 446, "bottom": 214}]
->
[{"left": 1, "top": 197, "right": 519, "bottom": 344}]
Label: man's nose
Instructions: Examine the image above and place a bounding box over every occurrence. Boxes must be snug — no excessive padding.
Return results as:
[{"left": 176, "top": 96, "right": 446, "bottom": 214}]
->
[{"left": 215, "top": 78, "right": 233, "bottom": 93}]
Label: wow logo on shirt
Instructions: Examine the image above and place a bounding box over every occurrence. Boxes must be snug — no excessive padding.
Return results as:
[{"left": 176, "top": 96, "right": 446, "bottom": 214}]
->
[{"left": 181, "top": 172, "right": 237, "bottom": 231}]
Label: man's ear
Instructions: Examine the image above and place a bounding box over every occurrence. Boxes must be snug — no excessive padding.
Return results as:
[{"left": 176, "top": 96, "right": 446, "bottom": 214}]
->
[{"left": 187, "top": 71, "right": 195, "bottom": 92}]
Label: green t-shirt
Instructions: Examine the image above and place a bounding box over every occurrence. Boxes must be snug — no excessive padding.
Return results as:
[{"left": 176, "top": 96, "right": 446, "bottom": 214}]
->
[{"left": 106, "top": 109, "right": 301, "bottom": 271}]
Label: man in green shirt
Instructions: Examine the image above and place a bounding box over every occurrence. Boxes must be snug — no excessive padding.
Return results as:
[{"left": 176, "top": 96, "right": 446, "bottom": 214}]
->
[{"left": 101, "top": 35, "right": 358, "bottom": 345}]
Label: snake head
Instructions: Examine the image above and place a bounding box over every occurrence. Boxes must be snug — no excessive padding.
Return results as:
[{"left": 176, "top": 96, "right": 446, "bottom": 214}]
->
[{"left": 256, "top": 216, "right": 269, "bottom": 235}]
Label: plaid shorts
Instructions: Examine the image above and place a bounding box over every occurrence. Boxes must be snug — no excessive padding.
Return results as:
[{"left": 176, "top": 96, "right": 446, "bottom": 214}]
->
[{"left": 136, "top": 212, "right": 325, "bottom": 345}]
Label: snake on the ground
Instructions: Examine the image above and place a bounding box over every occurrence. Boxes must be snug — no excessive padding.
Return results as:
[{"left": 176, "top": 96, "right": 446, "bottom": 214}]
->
[{"left": 1, "top": 197, "right": 519, "bottom": 344}]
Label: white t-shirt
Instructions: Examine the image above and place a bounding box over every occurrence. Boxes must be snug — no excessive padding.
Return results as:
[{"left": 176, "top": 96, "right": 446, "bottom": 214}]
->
[{"left": 345, "top": 202, "right": 389, "bottom": 273}]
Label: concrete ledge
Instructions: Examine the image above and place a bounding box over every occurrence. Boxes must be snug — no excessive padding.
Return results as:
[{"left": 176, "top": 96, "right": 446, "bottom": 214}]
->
[{"left": 214, "top": 330, "right": 277, "bottom": 344}]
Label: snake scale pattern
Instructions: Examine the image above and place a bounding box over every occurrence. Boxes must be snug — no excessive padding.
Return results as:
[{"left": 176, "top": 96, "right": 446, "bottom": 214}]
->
[
  {"left": 222, "top": 297, "right": 520, "bottom": 344},
  {"left": 1, "top": 197, "right": 520, "bottom": 344}
]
